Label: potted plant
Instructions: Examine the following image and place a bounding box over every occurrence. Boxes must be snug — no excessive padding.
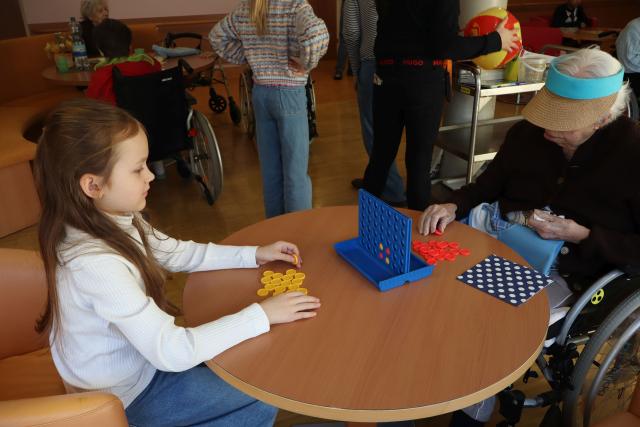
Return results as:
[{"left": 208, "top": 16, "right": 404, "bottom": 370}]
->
[{"left": 45, "top": 33, "right": 73, "bottom": 73}]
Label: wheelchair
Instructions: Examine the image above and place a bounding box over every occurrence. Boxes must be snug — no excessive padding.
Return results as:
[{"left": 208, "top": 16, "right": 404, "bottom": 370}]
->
[
  {"left": 113, "top": 60, "right": 223, "bottom": 205},
  {"left": 163, "top": 32, "right": 241, "bottom": 125},
  {"left": 238, "top": 67, "right": 319, "bottom": 142},
  {"left": 494, "top": 268, "right": 640, "bottom": 427}
]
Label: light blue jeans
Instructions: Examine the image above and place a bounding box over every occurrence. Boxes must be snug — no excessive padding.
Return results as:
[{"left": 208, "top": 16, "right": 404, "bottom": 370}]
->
[
  {"left": 252, "top": 84, "right": 312, "bottom": 218},
  {"left": 125, "top": 365, "right": 278, "bottom": 426},
  {"left": 357, "top": 60, "right": 405, "bottom": 203}
]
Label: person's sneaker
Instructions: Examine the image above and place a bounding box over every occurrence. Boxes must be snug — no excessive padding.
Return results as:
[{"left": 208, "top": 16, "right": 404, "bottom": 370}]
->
[
  {"left": 334, "top": 70, "right": 343, "bottom": 80},
  {"left": 351, "top": 178, "right": 364, "bottom": 189}
]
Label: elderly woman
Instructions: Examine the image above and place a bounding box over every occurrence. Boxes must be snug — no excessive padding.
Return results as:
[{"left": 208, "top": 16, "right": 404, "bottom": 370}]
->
[
  {"left": 419, "top": 48, "right": 640, "bottom": 426},
  {"left": 80, "top": 0, "right": 109, "bottom": 57}
]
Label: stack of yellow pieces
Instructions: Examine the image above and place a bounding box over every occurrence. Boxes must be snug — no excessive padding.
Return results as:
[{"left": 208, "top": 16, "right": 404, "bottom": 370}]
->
[{"left": 257, "top": 269, "right": 308, "bottom": 297}]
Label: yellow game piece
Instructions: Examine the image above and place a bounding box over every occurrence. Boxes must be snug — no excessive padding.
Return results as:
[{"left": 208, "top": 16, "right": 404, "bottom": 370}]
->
[
  {"left": 288, "top": 283, "right": 300, "bottom": 290},
  {"left": 379, "top": 243, "right": 383, "bottom": 250},
  {"left": 281, "top": 279, "right": 292, "bottom": 286},
  {"left": 292, "top": 254, "right": 299, "bottom": 265},
  {"left": 273, "top": 288, "right": 285, "bottom": 295},
  {"left": 286, "top": 269, "right": 297, "bottom": 275},
  {"left": 272, "top": 272, "right": 283, "bottom": 279},
  {"left": 385, "top": 257, "right": 390, "bottom": 265},
  {"left": 284, "top": 274, "right": 294, "bottom": 280},
  {"left": 270, "top": 278, "right": 282, "bottom": 285},
  {"left": 260, "top": 277, "right": 271, "bottom": 285},
  {"left": 292, "top": 278, "right": 304, "bottom": 285},
  {"left": 265, "top": 283, "right": 277, "bottom": 290},
  {"left": 294, "top": 273, "right": 306, "bottom": 280},
  {"left": 263, "top": 270, "right": 274, "bottom": 277},
  {"left": 275, "top": 285, "right": 286, "bottom": 293},
  {"left": 257, "top": 288, "right": 269, "bottom": 297},
  {"left": 297, "top": 288, "right": 309, "bottom": 295}
]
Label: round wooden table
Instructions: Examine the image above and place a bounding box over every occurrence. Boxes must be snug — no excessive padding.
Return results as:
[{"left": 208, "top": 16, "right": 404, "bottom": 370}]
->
[
  {"left": 41, "top": 53, "right": 216, "bottom": 87},
  {"left": 560, "top": 27, "right": 620, "bottom": 54},
  {"left": 183, "top": 206, "right": 550, "bottom": 423}
]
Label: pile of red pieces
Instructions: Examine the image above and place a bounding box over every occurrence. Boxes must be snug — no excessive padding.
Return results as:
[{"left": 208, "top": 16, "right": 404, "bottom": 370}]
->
[{"left": 412, "top": 240, "right": 471, "bottom": 266}]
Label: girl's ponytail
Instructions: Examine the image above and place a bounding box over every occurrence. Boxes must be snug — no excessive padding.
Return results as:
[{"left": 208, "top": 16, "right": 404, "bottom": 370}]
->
[{"left": 250, "top": 0, "right": 269, "bottom": 36}]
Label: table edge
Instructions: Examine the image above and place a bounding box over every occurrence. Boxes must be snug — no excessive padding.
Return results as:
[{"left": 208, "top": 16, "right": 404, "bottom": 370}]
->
[{"left": 206, "top": 337, "right": 545, "bottom": 422}]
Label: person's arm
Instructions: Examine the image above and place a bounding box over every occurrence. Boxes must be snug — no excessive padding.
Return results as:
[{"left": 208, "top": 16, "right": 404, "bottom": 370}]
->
[
  {"left": 294, "top": 1, "right": 330, "bottom": 71},
  {"left": 551, "top": 5, "right": 566, "bottom": 28},
  {"left": 446, "top": 124, "right": 517, "bottom": 218},
  {"left": 142, "top": 222, "right": 258, "bottom": 273},
  {"left": 576, "top": 193, "right": 640, "bottom": 271},
  {"left": 342, "top": 0, "right": 361, "bottom": 76},
  {"left": 209, "top": 9, "right": 247, "bottom": 65},
  {"left": 617, "top": 23, "right": 640, "bottom": 72},
  {"left": 426, "top": 1, "right": 502, "bottom": 60},
  {"left": 74, "top": 256, "right": 270, "bottom": 372}
]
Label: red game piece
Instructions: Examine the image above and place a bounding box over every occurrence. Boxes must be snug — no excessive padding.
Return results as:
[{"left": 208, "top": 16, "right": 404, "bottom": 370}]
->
[
  {"left": 426, "top": 258, "right": 437, "bottom": 265},
  {"left": 433, "top": 229, "right": 443, "bottom": 236},
  {"left": 459, "top": 248, "right": 471, "bottom": 256},
  {"left": 445, "top": 253, "right": 456, "bottom": 262},
  {"left": 436, "top": 241, "right": 448, "bottom": 249},
  {"left": 449, "top": 242, "right": 459, "bottom": 249}
]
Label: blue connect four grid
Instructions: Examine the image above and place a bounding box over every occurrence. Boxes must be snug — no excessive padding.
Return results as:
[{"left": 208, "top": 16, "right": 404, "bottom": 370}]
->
[{"left": 334, "top": 190, "right": 433, "bottom": 291}]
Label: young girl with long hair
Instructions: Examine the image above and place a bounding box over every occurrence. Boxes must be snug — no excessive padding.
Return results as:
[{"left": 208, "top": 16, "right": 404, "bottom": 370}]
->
[
  {"left": 34, "top": 98, "right": 321, "bottom": 426},
  {"left": 210, "top": 0, "right": 329, "bottom": 218}
]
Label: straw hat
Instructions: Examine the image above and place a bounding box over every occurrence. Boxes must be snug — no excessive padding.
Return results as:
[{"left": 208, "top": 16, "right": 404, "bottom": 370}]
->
[
  {"left": 522, "top": 88, "right": 617, "bottom": 131},
  {"left": 522, "top": 54, "right": 624, "bottom": 132}
]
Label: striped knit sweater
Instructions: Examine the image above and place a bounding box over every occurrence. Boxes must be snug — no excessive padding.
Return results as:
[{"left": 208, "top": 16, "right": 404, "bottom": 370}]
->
[
  {"left": 50, "top": 213, "right": 269, "bottom": 408},
  {"left": 210, "top": 0, "right": 329, "bottom": 86},
  {"left": 342, "top": 0, "right": 377, "bottom": 76}
]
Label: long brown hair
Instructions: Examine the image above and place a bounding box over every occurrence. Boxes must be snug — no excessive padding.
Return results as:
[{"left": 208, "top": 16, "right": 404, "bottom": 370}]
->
[
  {"left": 250, "top": 0, "right": 269, "bottom": 36},
  {"left": 34, "top": 98, "right": 178, "bottom": 337}
]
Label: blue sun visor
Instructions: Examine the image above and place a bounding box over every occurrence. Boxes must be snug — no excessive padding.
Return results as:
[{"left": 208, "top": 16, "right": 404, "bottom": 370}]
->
[{"left": 545, "top": 58, "right": 624, "bottom": 100}]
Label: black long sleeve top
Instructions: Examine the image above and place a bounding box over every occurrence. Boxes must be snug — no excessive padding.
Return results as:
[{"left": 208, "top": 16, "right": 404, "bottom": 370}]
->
[
  {"left": 374, "top": 0, "right": 501, "bottom": 61},
  {"left": 447, "top": 118, "right": 640, "bottom": 288},
  {"left": 80, "top": 19, "right": 99, "bottom": 57}
]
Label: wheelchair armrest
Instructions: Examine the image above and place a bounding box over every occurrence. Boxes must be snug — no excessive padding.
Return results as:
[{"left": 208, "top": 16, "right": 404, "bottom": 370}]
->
[
  {"left": 0, "top": 392, "right": 128, "bottom": 427},
  {"left": 556, "top": 269, "right": 625, "bottom": 346}
]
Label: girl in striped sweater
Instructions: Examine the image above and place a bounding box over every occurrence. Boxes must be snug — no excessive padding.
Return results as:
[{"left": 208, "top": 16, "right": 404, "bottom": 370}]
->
[{"left": 210, "top": 0, "right": 329, "bottom": 218}]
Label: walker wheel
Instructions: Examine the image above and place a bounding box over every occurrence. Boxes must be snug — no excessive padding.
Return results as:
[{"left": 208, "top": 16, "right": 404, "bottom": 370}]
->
[{"left": 209, "top": 95, "right": 227, "bottom": 113}]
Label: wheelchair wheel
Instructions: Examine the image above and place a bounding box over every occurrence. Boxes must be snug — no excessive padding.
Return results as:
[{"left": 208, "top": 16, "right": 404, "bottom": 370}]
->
[
  {"left": 190, "top": 110, "right": 223, "bottom": 205},
  {"left": 563, "top": 289, "right": 640, "bottom": 427},
  {"left": 209, "top": 88, "right": 227, "bottom": 114},
  {"left": 306, "top": 76, "right": 318, "bottom": 142},
  {"left": 239, "top": 71, "right": 255, "bottom": 140}
]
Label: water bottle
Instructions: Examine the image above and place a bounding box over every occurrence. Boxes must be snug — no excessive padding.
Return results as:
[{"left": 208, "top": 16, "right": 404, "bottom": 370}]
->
[{"left": 69, "top": 17, "right": 90, "bottom": 71}]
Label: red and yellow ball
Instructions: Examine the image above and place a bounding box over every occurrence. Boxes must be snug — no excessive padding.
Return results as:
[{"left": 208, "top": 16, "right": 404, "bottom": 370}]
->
[{"left": 464, "top": 7, "right": 522, "bottom": 69}]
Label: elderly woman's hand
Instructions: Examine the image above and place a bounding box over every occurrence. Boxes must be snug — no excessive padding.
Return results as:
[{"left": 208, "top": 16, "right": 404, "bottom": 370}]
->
[
  {"left": 527, "top": 209, "right": 591, "bottom": 244},
  {"left": 418, "top": 203, "right": 457, "bottom": 235}
]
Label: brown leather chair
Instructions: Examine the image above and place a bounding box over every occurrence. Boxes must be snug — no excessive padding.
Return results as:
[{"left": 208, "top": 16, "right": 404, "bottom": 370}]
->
[
  {"left": 0, "top": 248, "right": 128, "bottom": 427},
  {"left": 591, "top": 377, "right": 640, "bottom": 427}
]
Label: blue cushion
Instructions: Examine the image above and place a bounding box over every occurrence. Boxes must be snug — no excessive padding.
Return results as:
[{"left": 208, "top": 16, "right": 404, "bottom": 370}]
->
[{"left": 497, "top": 223, "right": 564, "bottom": 276}]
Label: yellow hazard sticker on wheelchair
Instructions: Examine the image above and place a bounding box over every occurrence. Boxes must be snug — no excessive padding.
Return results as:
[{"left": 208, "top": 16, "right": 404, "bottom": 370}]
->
[{"left": 591, "top": 289, "right": 605, "bottom": 305}]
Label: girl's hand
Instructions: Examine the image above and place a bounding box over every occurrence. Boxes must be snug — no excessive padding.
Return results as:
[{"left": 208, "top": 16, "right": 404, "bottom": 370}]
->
[
  {"left": 527, "top": 209, "right": 591, "bottom": 244},
  {"left": 260, "top": 292, "right": 321, "bottom": 324},
  {"left": 418, "top": 203, "right": 457, "bottom": 235},
  {"left": 256, "top": 241, "right": 302, "bottom": 267},
  {"left": 496, "top": 16, "right": 520, "bottom": 52}
]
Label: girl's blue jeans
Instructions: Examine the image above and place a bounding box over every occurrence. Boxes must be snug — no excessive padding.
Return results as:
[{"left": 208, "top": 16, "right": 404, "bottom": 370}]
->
[
  {"left": 125, "top": 365, "right": 277, "bottom": 426},
  {"left": 252, "top": 84, "right": 312, "bottom": 218}
]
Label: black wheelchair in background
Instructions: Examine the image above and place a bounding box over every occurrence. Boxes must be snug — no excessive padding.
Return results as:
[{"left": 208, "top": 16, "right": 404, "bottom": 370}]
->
[{"left": 113, "top": 60, "right": 223, "bottom": 205}]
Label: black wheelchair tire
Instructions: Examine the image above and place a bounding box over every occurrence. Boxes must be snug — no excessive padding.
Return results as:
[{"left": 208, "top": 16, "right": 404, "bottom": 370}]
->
[
  {"left": 563, "top": 288, "right": 640, "bottom": 426},
  {"left": 190, "top": 110, "right": 223, "bottom": 204},
  {"left": 209, "top": 95, "right": 227, "bottom": 114}
]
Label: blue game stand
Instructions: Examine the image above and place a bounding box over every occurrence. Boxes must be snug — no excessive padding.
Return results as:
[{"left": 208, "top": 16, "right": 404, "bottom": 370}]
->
[{"left": 334, "top": 190, "right": 433, "bottom": 291}]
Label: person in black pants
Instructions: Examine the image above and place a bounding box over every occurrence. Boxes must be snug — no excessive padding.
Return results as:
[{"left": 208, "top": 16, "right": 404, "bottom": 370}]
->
[{"left": 362, "top": 0, "right": 520, "bottom": 211}]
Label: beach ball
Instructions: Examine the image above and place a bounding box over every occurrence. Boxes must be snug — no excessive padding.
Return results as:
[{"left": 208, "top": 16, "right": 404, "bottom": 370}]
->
[{"left": 464, "top": 7, "right": 522, "bottom": 69}]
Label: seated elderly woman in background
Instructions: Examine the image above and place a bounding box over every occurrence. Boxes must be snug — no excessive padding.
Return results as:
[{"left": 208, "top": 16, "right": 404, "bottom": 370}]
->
[
  {"left": 80, "top": 0, "right": 109, "bottom": 57},
  {"left": 422, "top": 48, "right": 640, "bottom": 427}
]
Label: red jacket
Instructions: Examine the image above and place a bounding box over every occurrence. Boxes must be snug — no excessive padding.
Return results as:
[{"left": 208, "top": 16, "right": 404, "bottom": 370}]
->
[{"left": 86, "top": 59, "right": 162, "bottom": 105}]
